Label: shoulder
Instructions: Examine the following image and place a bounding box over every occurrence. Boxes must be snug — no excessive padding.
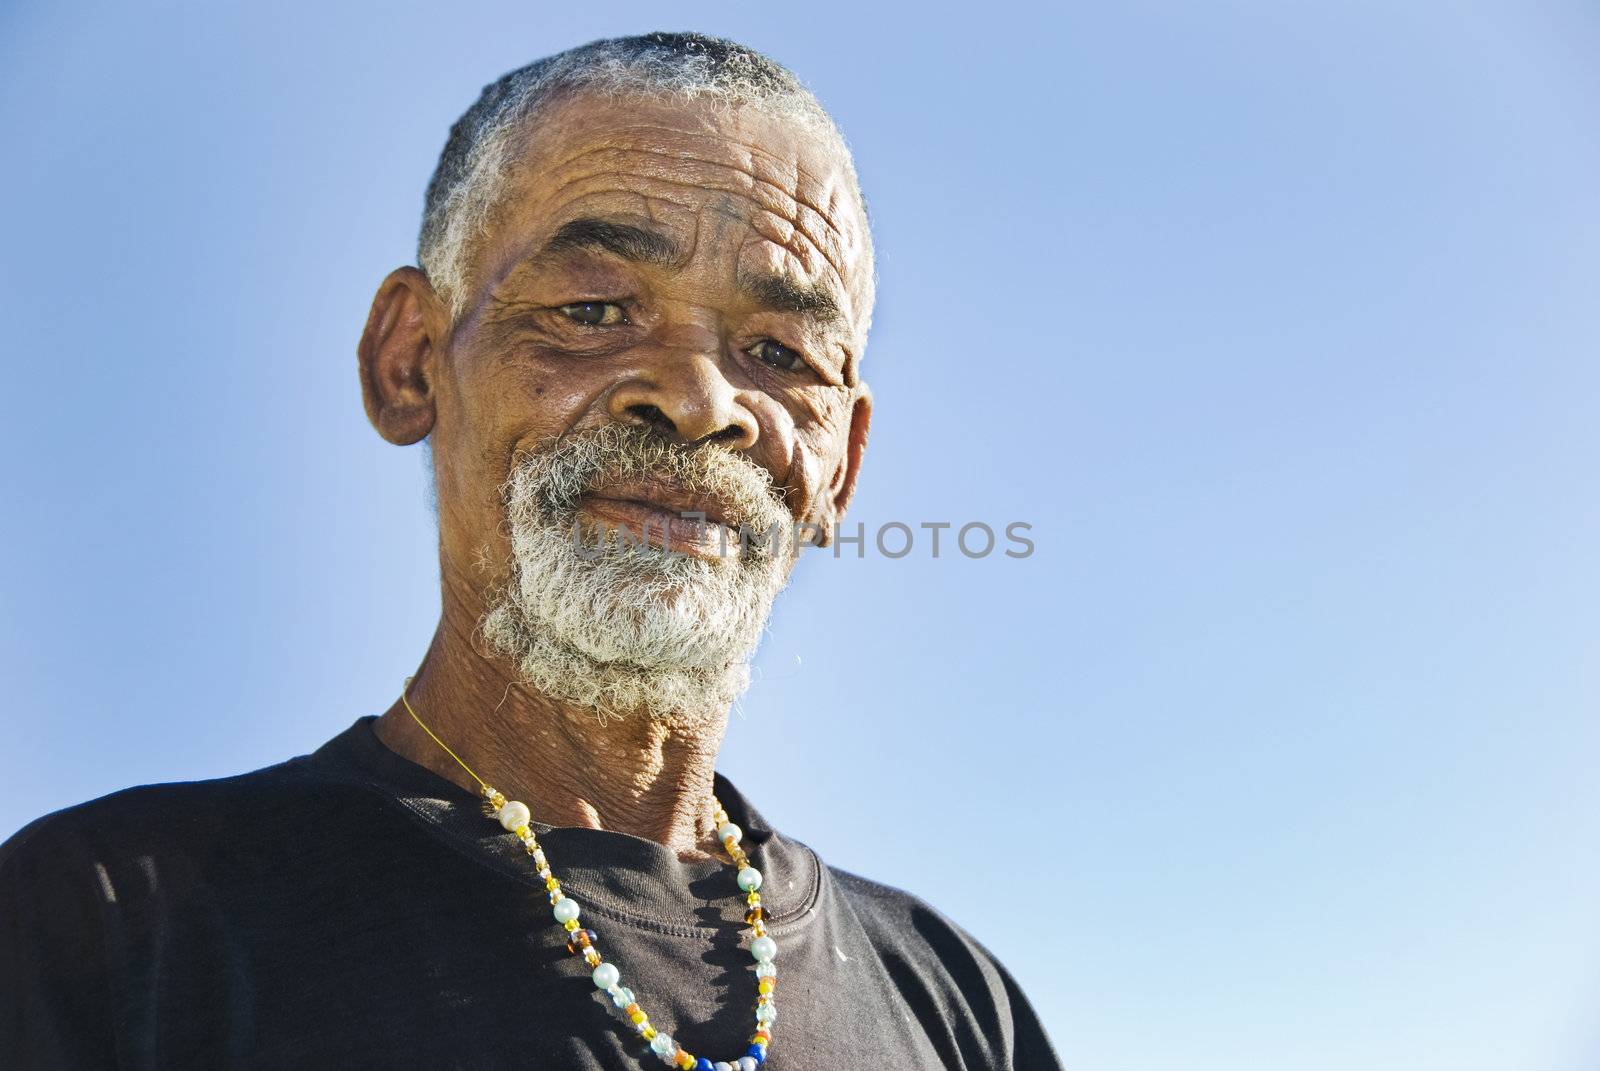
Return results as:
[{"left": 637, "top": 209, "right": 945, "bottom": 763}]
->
[
  {"left": 824, "top": 864, "right": 1065, "bottom": 1070},
  {"left": 0, "top": 754, "right": 334, "bottom": 900},
  {"left": 828, "top": 864, "right": 1014, "bottom": 987}
]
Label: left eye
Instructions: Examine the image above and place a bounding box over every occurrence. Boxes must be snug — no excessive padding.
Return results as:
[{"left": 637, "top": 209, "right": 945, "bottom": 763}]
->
[
  {"left": 747, "top": 339, "right": 808, "bottom": 372},
  {"left": 558, "top": 302, "right": 628, "bottom": 326}
]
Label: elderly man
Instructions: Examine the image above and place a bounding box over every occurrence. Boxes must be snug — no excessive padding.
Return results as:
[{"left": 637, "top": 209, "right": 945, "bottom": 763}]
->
[{"left": 1, "top": 32, "right": 1062, "bottom": 1071}]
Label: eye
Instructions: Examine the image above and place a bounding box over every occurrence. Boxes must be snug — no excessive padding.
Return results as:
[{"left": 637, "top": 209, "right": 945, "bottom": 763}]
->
[
  {"left": 558, "top": 302, "right": 628, "bottom": 326},
  {"left": 746, "top": 339, "right": 808, "bottom": 373}
]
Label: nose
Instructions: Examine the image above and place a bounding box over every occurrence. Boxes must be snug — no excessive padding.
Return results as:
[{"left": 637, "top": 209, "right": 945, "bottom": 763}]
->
[{"left": 606, "top": 352, "right": 759, "bottom": 450}]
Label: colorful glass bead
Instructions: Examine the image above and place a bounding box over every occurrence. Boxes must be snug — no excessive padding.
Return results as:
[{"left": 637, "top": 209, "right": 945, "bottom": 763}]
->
[
  {"left": 750, "top": 935, "right": 776, "bottom": 962},
  {"left": 567, "top": 928, "right": 596, "bottom": 955}
]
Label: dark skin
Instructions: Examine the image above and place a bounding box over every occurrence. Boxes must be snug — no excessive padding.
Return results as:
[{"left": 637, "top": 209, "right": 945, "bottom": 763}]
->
[{"left": 357, "top": 91, "right": 873, "bottom": 861}]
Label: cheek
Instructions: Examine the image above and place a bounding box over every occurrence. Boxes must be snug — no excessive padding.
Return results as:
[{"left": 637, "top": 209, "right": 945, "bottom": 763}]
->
[
  {"left": 759, "top": 389, "right": 853, "bottom": 521},
  {"left": 434, "top": 349, "right": 609, "bottom": 539}
]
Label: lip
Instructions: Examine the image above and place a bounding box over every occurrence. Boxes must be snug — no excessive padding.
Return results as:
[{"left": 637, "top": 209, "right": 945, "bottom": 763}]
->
[
  {"left": 578, "top": 482, "right": 741, "bottom": 560},
  {"left": 591, "top": 479, "right": 735, "bottom": 529}
]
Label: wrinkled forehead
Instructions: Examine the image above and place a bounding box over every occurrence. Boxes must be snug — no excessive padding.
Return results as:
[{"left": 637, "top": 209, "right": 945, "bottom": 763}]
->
[{"left": 476, "top": 90, "right": 874, "bottom": 327}]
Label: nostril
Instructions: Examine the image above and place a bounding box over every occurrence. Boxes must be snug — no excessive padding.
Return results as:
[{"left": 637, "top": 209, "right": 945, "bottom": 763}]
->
[{"left": 625, "top": 403, "right": 674, "bottom": 434}]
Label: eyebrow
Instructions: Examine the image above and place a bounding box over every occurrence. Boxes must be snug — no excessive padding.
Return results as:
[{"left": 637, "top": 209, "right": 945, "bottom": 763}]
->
[
  {"left": 537, "top": 214, "right": 846, "bottom": 324},
  {"left": 736, "top": 267, "right": 844, "bottom": 323},
  {"left": 540, "top": 217, "right": 687, "bottom": 268}
]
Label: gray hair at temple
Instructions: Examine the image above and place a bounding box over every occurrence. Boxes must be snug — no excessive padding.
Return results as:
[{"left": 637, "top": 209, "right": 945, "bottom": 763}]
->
[{"left": 417, "top": 31, "right": 874, "bottom": 324}]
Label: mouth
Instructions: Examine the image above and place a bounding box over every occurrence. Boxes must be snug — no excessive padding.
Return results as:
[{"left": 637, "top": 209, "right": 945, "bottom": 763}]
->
[{"left": 577, "top": 480, "right": 746, "bottom": 560}]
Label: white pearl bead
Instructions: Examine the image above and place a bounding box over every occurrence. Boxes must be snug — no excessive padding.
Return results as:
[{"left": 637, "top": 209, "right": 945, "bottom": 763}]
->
[
  {"left": 736, "top": 866, "right": 762, "bottom": 892},
  {"left": 718, "top": 822, "right": 742, "bottom": 845},
  {"left": 715, "top": 1063, "right": 734, "bottom": 1071},
  {"left": 650, "top": 1032, "right": 675, "bottom": 1056},
  {"left": 552, "top": 898, "right": 580, "bottom": 924},
  {"left": 756, "top": 1001, "right": 777, "bottom": 1023},
  {"left": 737, "top": 1058, "right": 758, "bottom": 1071},
  {"left": 750, "top": 935, "right": 777, "bottom": 962},
  {"left": 591, "top": 962, "right": 619, "bottom": 989},
  {"left": 497, "top": 800, "right": 531, "bottom": 831}
]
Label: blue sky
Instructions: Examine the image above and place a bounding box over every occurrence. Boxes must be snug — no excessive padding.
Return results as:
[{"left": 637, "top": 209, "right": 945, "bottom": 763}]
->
[{"left": 3, "top": 2, "right": 1598, "bottom": 1068}]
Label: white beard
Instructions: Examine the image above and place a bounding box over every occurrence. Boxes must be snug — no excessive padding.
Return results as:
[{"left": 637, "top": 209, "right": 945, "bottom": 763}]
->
[{"left": 477, "top": 424, "right": 798, "bottom": 723}]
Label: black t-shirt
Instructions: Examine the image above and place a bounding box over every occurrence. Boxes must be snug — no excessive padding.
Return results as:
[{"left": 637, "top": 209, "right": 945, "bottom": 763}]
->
[{"left": 1, "top": 716, "right": 1064, "bottom": 1069}]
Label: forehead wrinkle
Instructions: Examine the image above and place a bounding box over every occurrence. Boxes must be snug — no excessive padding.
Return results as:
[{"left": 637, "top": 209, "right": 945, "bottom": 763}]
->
[
  {"left": 520, "top": 138, "right": 856, "bottom": 249},
  {"left": 521, "top": 168, "right": 860, "bottom": 310},
  {"left": 536, "top": 127, "right": 851, "bottom": 224},
  {"left": 742, "top": 210, "right": 856, "bottom": 316},
  {"left": 708, "top": 137, "right": 855, "bottom": 243}
]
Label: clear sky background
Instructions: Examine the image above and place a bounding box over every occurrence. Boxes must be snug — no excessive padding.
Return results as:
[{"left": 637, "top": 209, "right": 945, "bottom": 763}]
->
[{"left": 3, "top": 3, "right": 1598, "bottom": 1068}]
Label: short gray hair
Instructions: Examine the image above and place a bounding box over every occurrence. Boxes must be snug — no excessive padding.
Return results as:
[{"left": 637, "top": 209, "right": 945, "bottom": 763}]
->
[{"left": 418, "top": 31, "right": 871, "bottom": 322}]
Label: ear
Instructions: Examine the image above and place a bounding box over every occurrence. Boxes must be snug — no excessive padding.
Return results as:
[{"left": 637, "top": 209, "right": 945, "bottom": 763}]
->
[
  {"left": 358, "top": 267, "right": 447, "bottom": 445},
  {"left": 814, "top": 385, "right": 873, "bottom": 543}
]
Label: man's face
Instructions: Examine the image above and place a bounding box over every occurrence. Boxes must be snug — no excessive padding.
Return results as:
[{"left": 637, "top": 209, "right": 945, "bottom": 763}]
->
[{"left": 374, "top": 90, "right": 873, "bottom": 720}]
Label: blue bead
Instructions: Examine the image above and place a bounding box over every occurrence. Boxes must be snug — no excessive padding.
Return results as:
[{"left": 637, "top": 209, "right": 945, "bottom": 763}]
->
[
  {"left": 695, "top": 1061, "right": 714, "bottom": 1071},
  {"left": 747, "top": 1044, "right": 766, "bottom": 1064}
]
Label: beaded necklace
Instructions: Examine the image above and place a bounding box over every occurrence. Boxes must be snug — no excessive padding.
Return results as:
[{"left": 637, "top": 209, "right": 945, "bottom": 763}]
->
[{"left": 400, "top": 679, "right": 776, "bottom": 1071}]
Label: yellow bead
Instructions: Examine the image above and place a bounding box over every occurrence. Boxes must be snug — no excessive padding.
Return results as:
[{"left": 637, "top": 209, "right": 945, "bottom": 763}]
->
[
  {"left": 641, "top": 1026, "right": 657, "bottom": 1041},
  {"left": 758, "top": 978, "right": 774, "bottom": 995},
  {"left": 676, "top": 1052, "right": 696, "bottom": 1069},
  {"left": 563, "top": 918, "right": 580, "bottom": 932},
  {"left": 545, "top": 877, "right": 560, "bottom": 892},
  {"left": 628, "top": 1007, "right": 645, "bottom": 1024}
]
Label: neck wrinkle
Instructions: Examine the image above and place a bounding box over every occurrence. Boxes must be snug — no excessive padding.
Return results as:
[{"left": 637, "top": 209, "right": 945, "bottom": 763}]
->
[{"left": 375, "top": 579, "right": 733, "bottom": 860}]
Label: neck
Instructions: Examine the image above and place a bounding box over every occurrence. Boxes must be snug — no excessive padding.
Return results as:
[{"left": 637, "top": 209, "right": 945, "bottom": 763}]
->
[{"left": 373, "top": 571, "right": 732, "bottom": 861}]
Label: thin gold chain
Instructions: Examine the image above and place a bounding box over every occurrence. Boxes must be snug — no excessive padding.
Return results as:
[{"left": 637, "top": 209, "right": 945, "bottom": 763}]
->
[{"left": 398, "top": 675, "right": 491, "bottom": 792}]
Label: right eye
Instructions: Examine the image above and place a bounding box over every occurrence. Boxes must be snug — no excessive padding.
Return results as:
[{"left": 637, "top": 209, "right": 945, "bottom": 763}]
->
[{"left": 558, "top": 302, "right": 628, "bottom": 326}]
